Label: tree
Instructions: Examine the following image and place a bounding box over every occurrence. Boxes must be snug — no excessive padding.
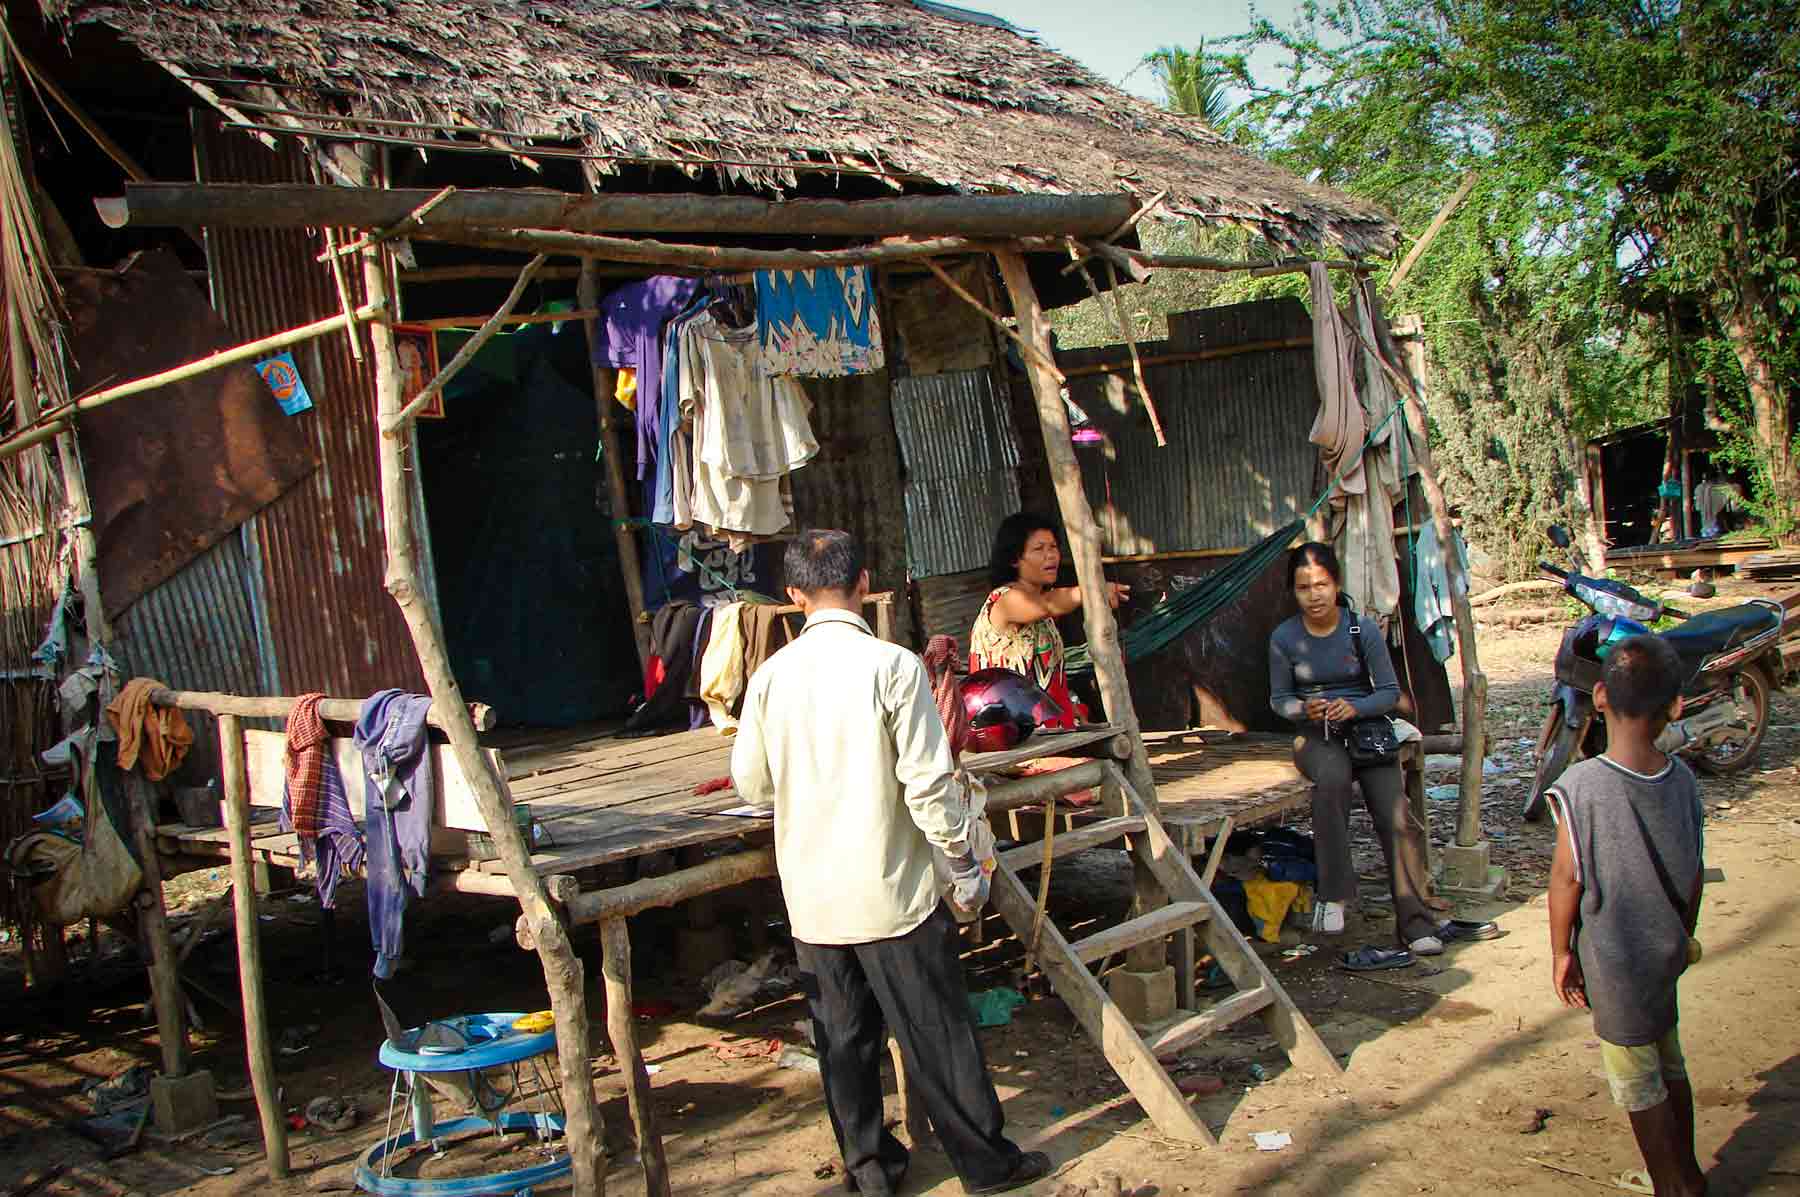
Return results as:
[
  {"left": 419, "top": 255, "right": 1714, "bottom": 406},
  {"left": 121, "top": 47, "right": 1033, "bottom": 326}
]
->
[
  {"left": 1143, "top": 42, "right": 1232, "bottom": 129},
  {"left": 1225, "top": 0, "right": 1800, "bottom": 560}
]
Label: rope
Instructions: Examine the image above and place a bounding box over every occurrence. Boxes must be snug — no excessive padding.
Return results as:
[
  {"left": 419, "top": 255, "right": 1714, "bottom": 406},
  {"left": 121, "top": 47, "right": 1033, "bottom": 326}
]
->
[{"left": 1066, "top": 395, "right": 1409, "bottom": 675}]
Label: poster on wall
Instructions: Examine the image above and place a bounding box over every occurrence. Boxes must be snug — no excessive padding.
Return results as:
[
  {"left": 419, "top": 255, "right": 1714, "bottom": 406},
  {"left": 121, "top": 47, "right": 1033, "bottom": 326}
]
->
[{"left": 391, "top": 325, "right": 446, "bottom": 419}]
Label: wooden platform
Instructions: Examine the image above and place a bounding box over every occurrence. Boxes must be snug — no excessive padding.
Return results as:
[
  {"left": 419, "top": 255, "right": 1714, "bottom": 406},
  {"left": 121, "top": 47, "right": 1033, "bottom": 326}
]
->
[
  {"left": 156, "top": 722, "right": 1136, "bottom": 889},
  {"left": 1146, "top": 731, "right": 1310, "bottom": 832}
]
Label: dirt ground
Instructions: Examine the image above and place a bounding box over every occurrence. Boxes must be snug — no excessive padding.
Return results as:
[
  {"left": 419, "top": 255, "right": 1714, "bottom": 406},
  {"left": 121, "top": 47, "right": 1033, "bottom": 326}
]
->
[{"left": 5, "top": 587, "right": 1800, "bottom": 1196}]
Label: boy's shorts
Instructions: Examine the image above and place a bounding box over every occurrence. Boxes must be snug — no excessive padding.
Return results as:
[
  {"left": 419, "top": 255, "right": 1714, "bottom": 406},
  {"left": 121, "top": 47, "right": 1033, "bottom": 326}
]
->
[{"left": 1600, "top": 1029, "right": 1687, "bottom": 1112}]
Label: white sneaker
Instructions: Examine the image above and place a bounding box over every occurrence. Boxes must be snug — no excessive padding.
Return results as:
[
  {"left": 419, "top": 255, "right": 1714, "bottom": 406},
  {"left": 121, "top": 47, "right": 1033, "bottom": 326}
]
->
[
  {"left": 1409, "top": 935, "right": 1445, "bottom": 957},
  {"left": 1311, "top": 900, "right": 1346, "bottom": 935}
]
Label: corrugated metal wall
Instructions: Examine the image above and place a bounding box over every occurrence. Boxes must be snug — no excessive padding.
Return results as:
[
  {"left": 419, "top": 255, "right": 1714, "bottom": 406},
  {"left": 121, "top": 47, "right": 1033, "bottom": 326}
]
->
[
  {"left": 891, "top": 369, "right": 1020, "bottom": 578},
  {"left": 114, "top": 531, "right": 267, "bottom": 780},
  {"left": 198, "top": 123, "right": 424, "bottom": 695},
  {"left": 1055, "top": 298, "right": 1319, "bottom": 556}
]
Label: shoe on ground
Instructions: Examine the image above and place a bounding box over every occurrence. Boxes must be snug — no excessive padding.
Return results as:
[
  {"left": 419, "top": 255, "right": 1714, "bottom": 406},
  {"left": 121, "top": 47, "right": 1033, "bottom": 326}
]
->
[
  {"left": 1311, "top": 900, "right": 1346, "bottom": 935},
  {"left": 965, "top": 1151, "right": 1052, "bottom": 1195},
  {"left": 1409, "top": 934, "right": 1445, "bottom": 957}
]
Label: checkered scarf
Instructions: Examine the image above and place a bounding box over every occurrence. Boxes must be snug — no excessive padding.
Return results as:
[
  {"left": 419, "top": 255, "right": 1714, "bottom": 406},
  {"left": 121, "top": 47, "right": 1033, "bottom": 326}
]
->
[{"left": 284, "top": 693, "right": 332, "bottom": 838}]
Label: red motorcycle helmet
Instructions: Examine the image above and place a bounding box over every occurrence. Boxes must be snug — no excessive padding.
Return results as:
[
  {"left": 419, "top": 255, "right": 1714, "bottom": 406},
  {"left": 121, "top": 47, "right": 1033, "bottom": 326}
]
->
[{"left": 960, "top": 668, "right": 1062, "bottom": 754}]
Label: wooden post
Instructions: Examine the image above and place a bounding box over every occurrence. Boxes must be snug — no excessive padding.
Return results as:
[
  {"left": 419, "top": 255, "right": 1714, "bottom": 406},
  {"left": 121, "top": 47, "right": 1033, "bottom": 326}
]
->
[
  {"left": 1385, "top": 328, "right": 1489, "bottom": 850},
  {"left": 361, "top": 232, "right": 608, "bottom": 1196},
  {"left": 577, "top": 260, "right": 652, "bottom": 673},
  {"left": 122, "top": 772, "right": 188, "bottom": 1076},
  {"left": 600, "top": 919, "right": 669, "bottom": 1197},
  {"left": 993, "top": 248, "right": 1167, "bottom": 982},
  {"left": 218, "top": 715, "right": 288, "bottom": 1177}
]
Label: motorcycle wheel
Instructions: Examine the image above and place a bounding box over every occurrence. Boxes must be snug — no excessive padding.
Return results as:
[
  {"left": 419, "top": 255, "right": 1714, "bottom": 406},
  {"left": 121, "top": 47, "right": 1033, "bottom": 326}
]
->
[
  {"left": 1693, "top": 668, "right": 1770, "bottom": 775},
  {"left": 1526, "top": 702, "right": 1588, "bottom": 822}
]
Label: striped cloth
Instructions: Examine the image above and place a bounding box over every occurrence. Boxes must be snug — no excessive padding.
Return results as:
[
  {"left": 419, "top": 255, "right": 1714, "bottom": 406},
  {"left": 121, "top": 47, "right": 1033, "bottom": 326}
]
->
[{"left": 281, "top": 693, "right": 364, "bottom": 907}]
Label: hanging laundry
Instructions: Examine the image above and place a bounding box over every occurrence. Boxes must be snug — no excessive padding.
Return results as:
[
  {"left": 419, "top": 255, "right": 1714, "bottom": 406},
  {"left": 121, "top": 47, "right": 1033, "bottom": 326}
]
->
[
  {"left": 105, "top": 677, "right": 194, "bottom": 782},
  {"left": 699, "top": 601, "right": 749, "bottom": 733},
  {"left": 628, "top": 601, "right": 704, "bottom": 733},
  {"left": 1412, "top": 518, "right": 1470, "bottom": 663},
  {"left": 1694, "top": 480, "right": 1742, "bottom": 538},
  {"left": 354, "top": 690, "right": 436, "bottom": 979},
  {"left": 592, "top": 276, "right": 701, "bottom": 480},
  {"left": 680, "top": 312, "right": 815, "bottom": 538},
  {"left": 755, "top": 266, "right": 885, "bottom": 378},
  {"left": 653, "top": 292, "right": 712, "bottom": 526},
  {"left": 614, "top": 367, "right": 638, "bottom": 412},
  {"left": 281, "top": 693, "right": 364, "bottom": 908}
]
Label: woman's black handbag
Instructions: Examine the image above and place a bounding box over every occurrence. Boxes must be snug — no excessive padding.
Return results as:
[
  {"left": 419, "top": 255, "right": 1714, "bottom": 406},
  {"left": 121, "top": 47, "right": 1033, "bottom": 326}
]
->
[{"left": 1342, "top": 620, "right": 1401, "bottom": 766}]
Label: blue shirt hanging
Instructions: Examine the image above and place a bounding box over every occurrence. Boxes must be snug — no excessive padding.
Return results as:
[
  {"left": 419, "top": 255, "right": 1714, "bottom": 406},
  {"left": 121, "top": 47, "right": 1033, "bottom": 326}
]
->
[{"left": 754, "top": 266, "right": 885, "bottom": 377}]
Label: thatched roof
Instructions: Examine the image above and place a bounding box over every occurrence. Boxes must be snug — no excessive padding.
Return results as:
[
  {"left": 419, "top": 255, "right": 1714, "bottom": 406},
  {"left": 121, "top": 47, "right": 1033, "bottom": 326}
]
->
[{"left": 44, "top": 0, "right": 1397, "bottom": 255}]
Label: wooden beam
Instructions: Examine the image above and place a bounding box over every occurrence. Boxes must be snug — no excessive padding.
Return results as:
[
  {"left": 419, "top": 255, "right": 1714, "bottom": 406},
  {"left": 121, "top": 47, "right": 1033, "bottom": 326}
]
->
[
  {"left": 123, "top": 773, "right": 188, "bottom": 1076},
  {"left": 361, "top": 225, "right": 608, "bottom": 1197},
  {"left": 922, "top": 256, "right": 1064, "bottom": 383},
  {"left": 562, "top": 847, "right": 775, "bottom": 928},
  {"left": 148, "top": 688, "right": 495, "bottom": 731},
  {"left": 1387, "top": 173, "right": 1477, "bottom": 292},
  {"left": 600, "top": 920, "right": 671, "bottom": 1197},
  {"left": 218, "top": 715, "right": 288, "bottom": 1178},
  {"left": 1063, "top": 337, "right": 1315, "bottom": 380},
  {"left": 402, "top": 309, "right": 599, "bottom": 331},
  {"left": 0, "top": 302, "right": 384, "bottom": 462},
  {"left": 101, "top": 183, "right": 1138, "bottom": 239},
  {"left": 400, "top": 264, "right": 587, "bottom": 284},
  {"left": 416, "top": 227, "right": 986, "bottom": 272},
  {"left": 578, "top": 262, "right": 653, "bottom": 674}
]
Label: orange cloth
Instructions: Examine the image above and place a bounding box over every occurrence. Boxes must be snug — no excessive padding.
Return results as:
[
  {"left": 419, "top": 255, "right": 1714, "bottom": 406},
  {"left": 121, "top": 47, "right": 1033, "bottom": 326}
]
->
[{"left": 105, "top": 677, "right": 194, "bottom": 781}]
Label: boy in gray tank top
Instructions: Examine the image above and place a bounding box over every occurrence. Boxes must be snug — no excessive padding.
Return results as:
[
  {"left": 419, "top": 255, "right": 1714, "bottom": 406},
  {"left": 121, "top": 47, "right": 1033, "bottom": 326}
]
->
[{"left": 1547, "top": 635, "right": 1707, "bottom": 1196}]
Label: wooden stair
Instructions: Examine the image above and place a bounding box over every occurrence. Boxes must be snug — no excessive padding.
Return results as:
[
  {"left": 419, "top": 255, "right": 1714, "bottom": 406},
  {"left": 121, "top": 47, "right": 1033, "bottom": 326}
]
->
[{"left": 982, "top": 760, "right": 1340, "bottom": 1145}]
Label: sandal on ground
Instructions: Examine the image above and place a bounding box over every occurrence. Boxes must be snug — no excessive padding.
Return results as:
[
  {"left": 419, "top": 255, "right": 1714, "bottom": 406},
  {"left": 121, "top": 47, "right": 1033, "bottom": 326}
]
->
[
  {"left": 1340, "top": 946, "right": 1414, "bottom": 972},
  {"left": 1440, "top": 918, "right": 1503, "bottom": 943},
  {"left": 1615, "top": 1170, "right": 1653, "bottom": 1194}
]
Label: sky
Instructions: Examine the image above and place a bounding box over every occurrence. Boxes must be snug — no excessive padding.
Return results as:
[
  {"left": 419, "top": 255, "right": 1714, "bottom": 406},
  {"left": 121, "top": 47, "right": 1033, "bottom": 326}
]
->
[{"left": 962, "top": 0, "right": 1306, "bottom": 103}]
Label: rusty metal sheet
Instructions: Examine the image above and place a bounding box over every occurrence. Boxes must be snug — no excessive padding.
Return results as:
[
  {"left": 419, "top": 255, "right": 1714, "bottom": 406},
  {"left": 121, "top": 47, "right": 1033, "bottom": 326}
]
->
[
  {"left": 199, "top": 123, "right": 424, "bottom": 696},
  {"left": 114, "top": 528, "right": 268, "bottom": 782},
  {"left": 60, "top": 250, "right": 318, "bottom": 619},
  {"left": 1058, "top": 297, "right": 1318, "bottom": 556}
]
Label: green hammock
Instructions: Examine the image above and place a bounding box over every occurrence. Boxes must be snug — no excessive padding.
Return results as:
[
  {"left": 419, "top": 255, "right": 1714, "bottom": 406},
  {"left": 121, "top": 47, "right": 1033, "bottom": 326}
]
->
[{"left": 1064, "top": 518, "right": 1304, "bottom": 674}]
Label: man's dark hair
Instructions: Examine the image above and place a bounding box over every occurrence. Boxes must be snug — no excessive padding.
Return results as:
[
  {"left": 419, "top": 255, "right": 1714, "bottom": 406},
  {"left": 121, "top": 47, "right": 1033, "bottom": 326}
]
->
[
  {"left": 989, "top": 511, "right": 1060, "bottom": 587},
  {"left": 1600, "top": 635, "right": 1683, "bottom": 718},
  {"left": 784, "top": 529, "right": 865, "bottom": 596}
]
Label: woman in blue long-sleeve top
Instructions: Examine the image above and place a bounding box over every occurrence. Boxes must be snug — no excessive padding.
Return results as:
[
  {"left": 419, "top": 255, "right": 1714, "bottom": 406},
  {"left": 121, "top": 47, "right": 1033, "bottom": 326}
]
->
[{"left": 1269, "top": 542, "right": 1441, "bottom": 958}]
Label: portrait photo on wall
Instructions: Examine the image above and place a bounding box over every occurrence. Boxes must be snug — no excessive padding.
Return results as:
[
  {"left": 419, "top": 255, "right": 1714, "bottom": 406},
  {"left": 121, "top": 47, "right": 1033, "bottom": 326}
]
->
[{"left": 391, "top": 325, "right": 446, "bottom": 419}]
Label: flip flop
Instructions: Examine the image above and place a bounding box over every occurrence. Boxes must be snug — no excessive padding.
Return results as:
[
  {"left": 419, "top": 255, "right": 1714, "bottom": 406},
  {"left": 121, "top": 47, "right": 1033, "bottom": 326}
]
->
[
  {"left": 1441, "top": 919, "right": 1504, "bottom": 943},
  {"left": 1340, "top": 946, "right": 1414, "bottom": 972},
  {"left": 1616, "top": 1170, "right": 1653, "bottom": 1194}
]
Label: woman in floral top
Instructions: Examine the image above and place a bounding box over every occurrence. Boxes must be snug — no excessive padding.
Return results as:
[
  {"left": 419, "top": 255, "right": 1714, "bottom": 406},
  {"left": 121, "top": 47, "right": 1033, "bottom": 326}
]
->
[{"left": 969, "top": 513, "right": 1129, "bottom": 728}]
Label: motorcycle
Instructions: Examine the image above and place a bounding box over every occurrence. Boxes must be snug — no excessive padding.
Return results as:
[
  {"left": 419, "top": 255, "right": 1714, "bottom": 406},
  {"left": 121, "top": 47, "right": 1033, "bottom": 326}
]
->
[{"left": 1524, "top": 525, "right": 1785, "bottom": 821}]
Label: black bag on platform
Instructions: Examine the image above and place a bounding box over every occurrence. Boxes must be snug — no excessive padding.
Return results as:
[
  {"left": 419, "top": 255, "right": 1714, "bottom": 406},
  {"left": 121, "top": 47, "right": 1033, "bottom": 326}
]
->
[{"left": 1341, "top": 619, "right": 1401, "bottom": 766}]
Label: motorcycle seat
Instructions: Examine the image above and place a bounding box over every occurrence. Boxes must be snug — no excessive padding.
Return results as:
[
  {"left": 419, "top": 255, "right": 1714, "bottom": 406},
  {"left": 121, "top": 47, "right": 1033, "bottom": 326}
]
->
[{"left": 1658, "top": 604, "right": 1780, "bottom": 663}]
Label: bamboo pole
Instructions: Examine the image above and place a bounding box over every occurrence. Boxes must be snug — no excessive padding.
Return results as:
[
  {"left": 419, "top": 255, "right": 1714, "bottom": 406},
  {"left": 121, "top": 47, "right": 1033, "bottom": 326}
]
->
[
  {"left": 1387, "top": 173, "right": 1477, "bottom": 292},
  {"left": 418, "top": 227, "right": 988, "bottom": 273},
  {"left": 1062, "top": 337, "right": 1314, "bottom": 379},
  {"left": 1101, "top": 260, "right": 1164, "bottom": 446},
  {"left": 600, "top": 919, "right": 670, "bottom": 1197},
  {"left": 361, "top": 234, "right": 608, "bottom": 1196},
  {"left": 0, "top": 302, "right": 384, "bottom": 462},
  {"left": 386, "top": 254, "right": 545, "bottom": 429},
  {"left": 147, "top": 688, "right": 495, "bottom": 730},
  {"left": 217, "top": 715, "right": 287, "bottom": 1177},
  {"left": 577, "top": 261, "right": 653, "bottom": 673}
]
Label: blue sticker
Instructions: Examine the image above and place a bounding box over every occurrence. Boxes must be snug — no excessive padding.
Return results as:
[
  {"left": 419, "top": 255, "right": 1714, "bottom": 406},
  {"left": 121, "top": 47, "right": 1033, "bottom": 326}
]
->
[{"left": 255, "top": 351, "right": 313, "bottom": 415}]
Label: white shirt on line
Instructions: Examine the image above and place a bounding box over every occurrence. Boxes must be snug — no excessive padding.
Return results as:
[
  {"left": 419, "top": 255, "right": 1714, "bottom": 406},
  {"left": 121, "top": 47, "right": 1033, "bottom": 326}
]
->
[{"left": 730, "top": 608, "right": 967, "bottom": 945}]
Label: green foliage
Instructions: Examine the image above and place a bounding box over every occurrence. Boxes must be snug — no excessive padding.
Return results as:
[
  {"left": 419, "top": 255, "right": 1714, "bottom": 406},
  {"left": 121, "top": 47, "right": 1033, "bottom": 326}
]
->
[
  {"left": 1143, "top": 42, "right": 1233, "bottom": 128},
  {"left": 1216, "top": 0, "right": 1800, "bottom": 568}
]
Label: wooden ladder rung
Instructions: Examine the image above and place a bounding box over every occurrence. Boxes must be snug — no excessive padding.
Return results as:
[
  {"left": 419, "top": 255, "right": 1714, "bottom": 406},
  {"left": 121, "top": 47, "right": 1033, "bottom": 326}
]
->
[
  {"left": 997, "top": 815, "right": 1146, "bottom": 871},
  {"left": 1145, "top": 985, "right": 1274, "bottom": 1058},
  {"left": 1069, "top": 900, "right": 1209, "bottom": 965}
]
